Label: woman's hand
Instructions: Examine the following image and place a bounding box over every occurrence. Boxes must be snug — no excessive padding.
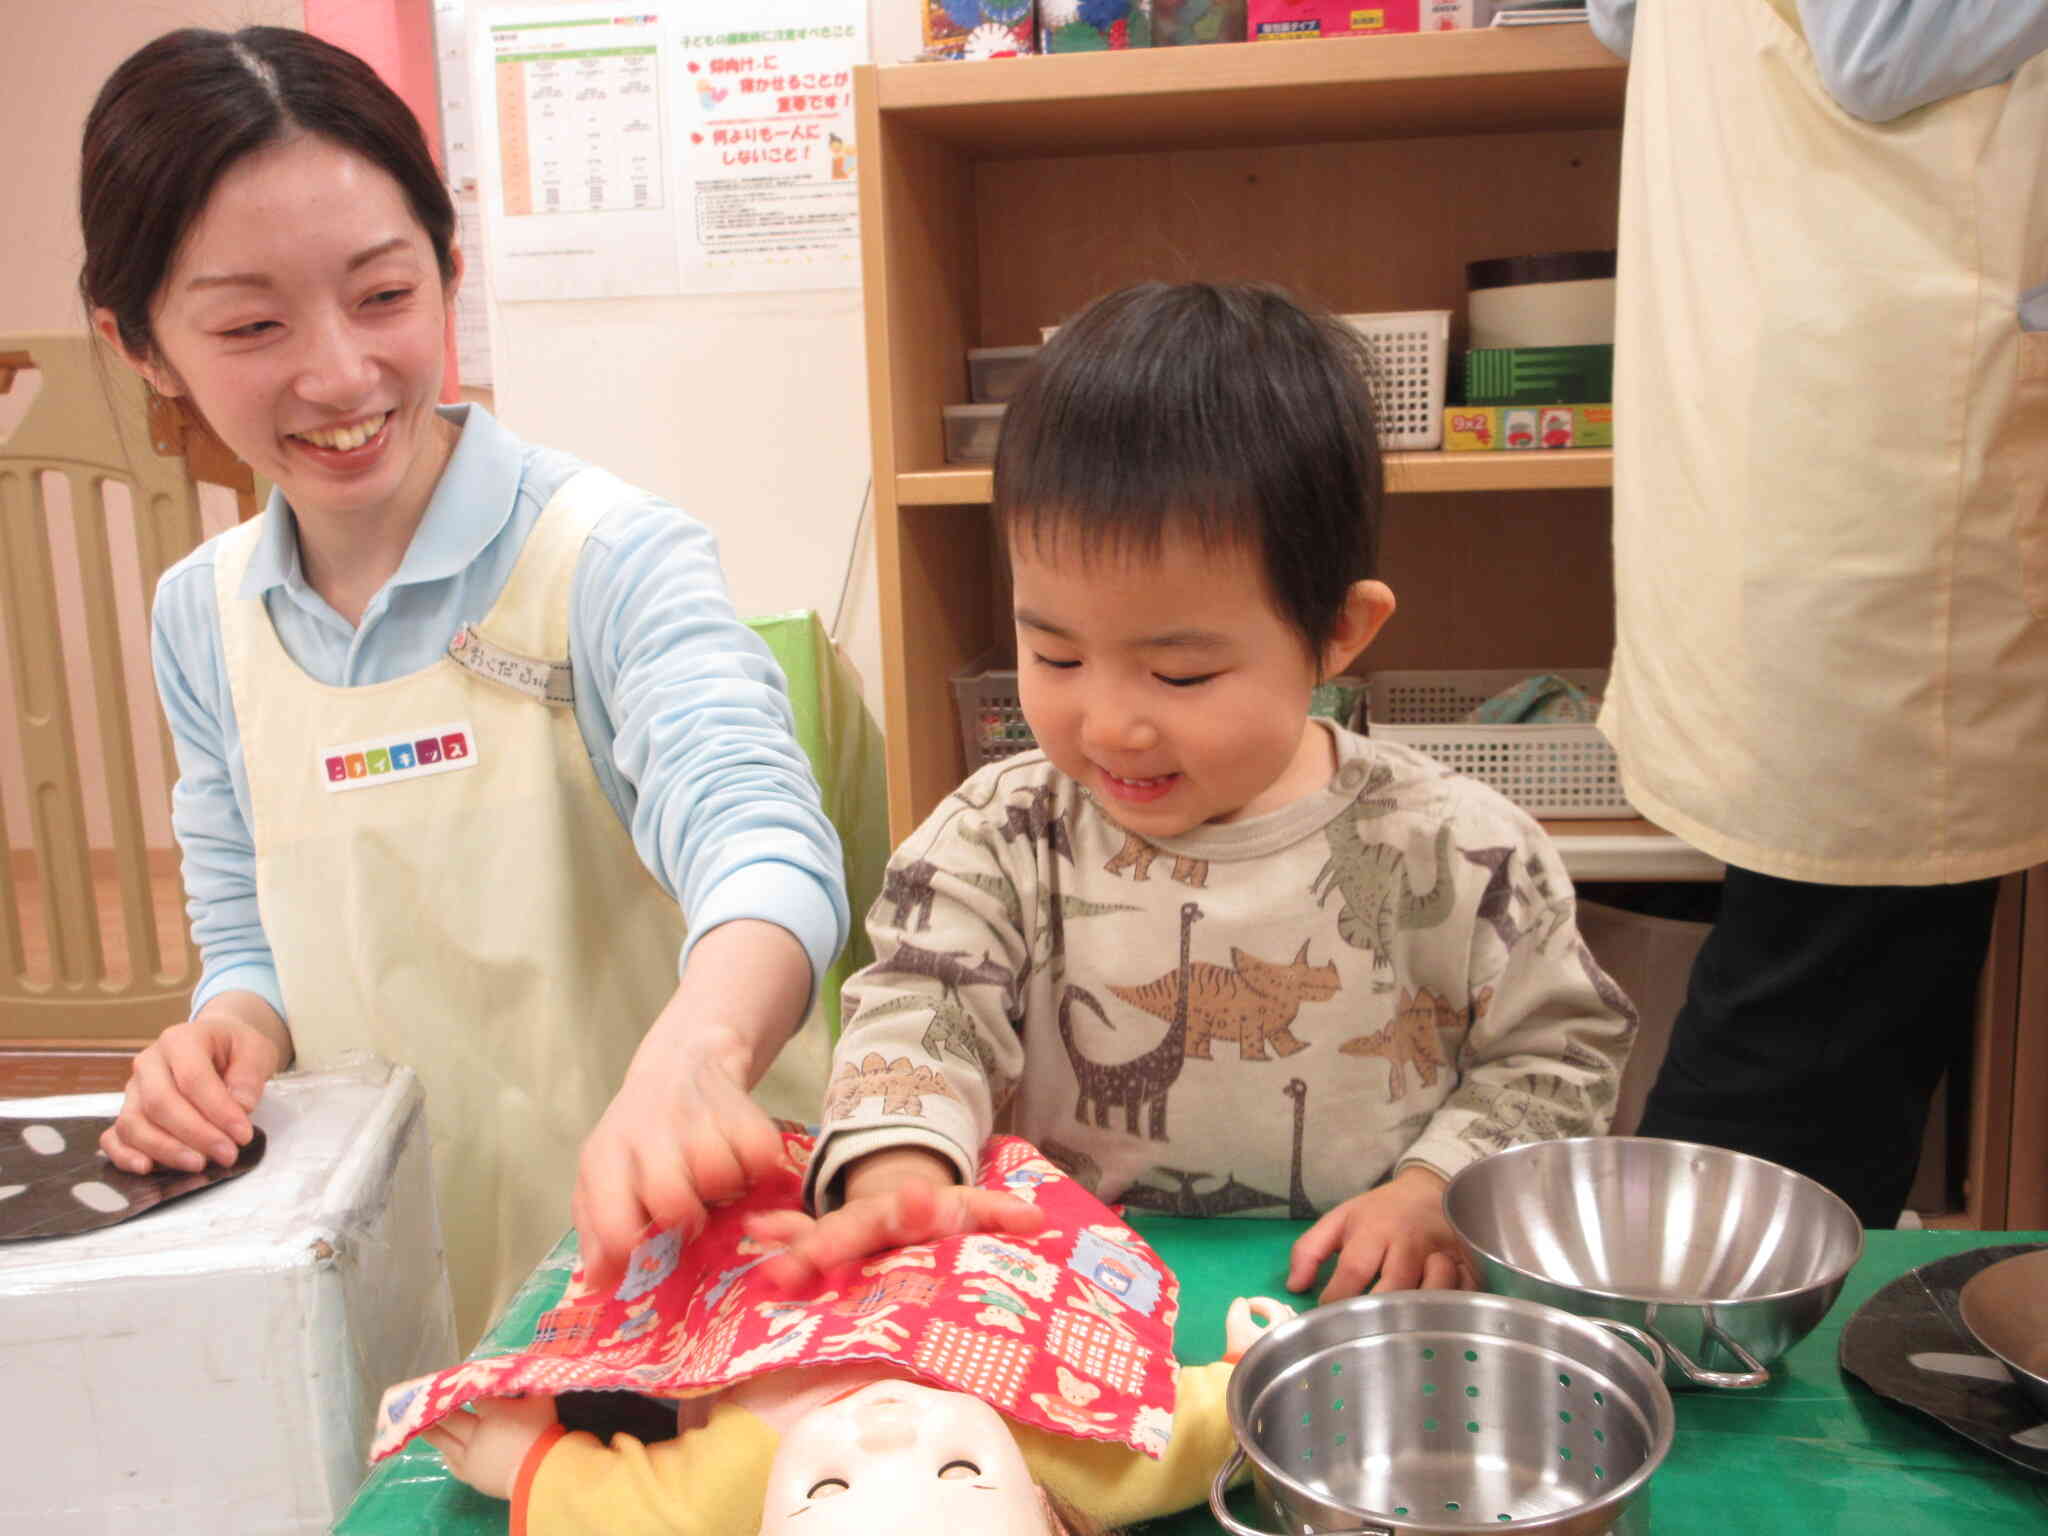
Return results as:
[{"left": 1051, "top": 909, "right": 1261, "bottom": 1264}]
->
[
  {"left": 574, "top": 922, "right": 810, "bottom": 1294},
  {"left": 573, "top": 1028, "right": 787, "bottom": 1293},
  {"left": 1285, "top": 1165, "right": 1478, "bottom": 1303},
  {"left": 745, "top": 1147, "right": 1045, "bottom": 1292},
  {"left": 420, "top": 1396, "right": 560, "bottom": 1500},
  {"left": 99, "top": 994, "right": 288, "bottom": 1174}
]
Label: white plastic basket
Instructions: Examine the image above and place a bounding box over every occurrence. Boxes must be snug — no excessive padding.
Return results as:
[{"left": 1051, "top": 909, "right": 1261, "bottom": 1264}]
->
[
  {"left": 1340, "top": 310, "right": 1451, "bottom": 450},
  {"left": 1365, "top": 667, "right": 1630, "bottom": 819}
]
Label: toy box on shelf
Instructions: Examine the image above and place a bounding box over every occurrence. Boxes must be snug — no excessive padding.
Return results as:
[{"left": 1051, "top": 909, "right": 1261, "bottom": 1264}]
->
[
  {"left": 1464, "top": 342, "right": 1613, "bottom": 405},
  {"left": 969, "top": 344, "right": 1041, "bottom": 402},
  {"left": 1444, "top": 402, "right": 1611, "bottom": 451},
  {"left": 1249, "top": 0, "right": 1494, "bottom": 40},
  {"left": 924, "top": 0, "right": 1036, "bottom": 57},
  {"left": 1039, "top": 0, "right": 1153, "bottom": 50},
  {"left": 1154, "top": 0, "right": 1248, "bottom": 43},
  {"left": 943, "top": 402, "right": 1006, "bottom": 463},
  {"left": 1363, "top": 667, "right": 1631, "bottom": 818}
]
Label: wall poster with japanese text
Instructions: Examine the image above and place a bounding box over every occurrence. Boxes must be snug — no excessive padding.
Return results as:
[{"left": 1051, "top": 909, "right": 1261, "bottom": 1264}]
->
[
  {"left": 676, "top": 0, "right": 865, "bottom": 293},
  {"left": 470, "top": 0, "right": 865, "bottom": 300}
]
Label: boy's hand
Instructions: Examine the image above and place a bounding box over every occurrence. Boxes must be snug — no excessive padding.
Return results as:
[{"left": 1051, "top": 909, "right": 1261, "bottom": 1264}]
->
[
  {"left": 420, "top": 1396, "right": 559, "bottom": 1500},
  {"left": 1286, "top": 1166, "right": 1478, "bottom": 1303},
  {"left": 746, "top": 1147, "right": 1045, "bottom": 1291}
]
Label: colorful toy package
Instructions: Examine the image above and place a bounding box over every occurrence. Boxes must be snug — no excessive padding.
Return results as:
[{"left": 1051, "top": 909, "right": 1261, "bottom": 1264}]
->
[
  {"left": 1443, "top": 403, "right": 1613, "bottom": 452},
  {"left": 925, "top": 0, "right": 1038, "bottom": 58},
  {"left": 1248, "top": 0, "right": 1420, "bottom": 39},
  {"left": 1153, "top": 0, "right": 1248, "bottom": 45},
  {"left": 1040, "top": 0, "right": 1154, "bottom": 50}
]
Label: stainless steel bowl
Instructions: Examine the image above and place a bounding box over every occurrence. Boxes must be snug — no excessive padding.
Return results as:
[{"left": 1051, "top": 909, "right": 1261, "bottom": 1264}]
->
[
  {"left": 1443, "top": 1138, "right": 1864, "bottom": 1390},
  {"left": 1210, "top": 1290, "right": 1674, "bottom": 1535},
  {"left": 1959, "top": 1248, "right": 2048, "bottom": 1415}
]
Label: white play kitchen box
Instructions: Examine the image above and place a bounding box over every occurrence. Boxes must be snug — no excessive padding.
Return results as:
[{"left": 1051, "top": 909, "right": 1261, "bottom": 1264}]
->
[{"left": 0, "top": 1057, "right": 454, "bottom": 1535}]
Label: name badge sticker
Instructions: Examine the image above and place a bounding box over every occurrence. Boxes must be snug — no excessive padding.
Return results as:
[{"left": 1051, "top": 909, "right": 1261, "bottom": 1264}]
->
[
  {"left": 320, "top": 722, "right": 479, "bottom": 793},
  {"left": 447, "top": 625, "right": 574, "bottom": 706}
]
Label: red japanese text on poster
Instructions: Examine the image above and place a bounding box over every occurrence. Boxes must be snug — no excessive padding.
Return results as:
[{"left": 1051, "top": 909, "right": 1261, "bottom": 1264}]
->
[{"left": 676, "top": 6, "right": 863, "bottom": 293}]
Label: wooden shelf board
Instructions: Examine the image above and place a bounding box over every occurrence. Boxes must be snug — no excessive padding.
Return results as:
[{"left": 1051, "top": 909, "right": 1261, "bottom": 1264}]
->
[
  {"left": 1387, "top": 448, "right": 1613, "bottom": 494},
  {"left": 897, "top": 449, "right": 1612, "bottom": 506},
  {"left": 898, "top": 468, "right": 996, "bottom": 505},
  {"left": 872, "top": 27, "right": 1625, "bottom": 155}
]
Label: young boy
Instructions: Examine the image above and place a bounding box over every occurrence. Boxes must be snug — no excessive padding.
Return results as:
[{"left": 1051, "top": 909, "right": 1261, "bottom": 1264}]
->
[{"left": 789, "top": 282, "right": 1637, "bottom": 1302}]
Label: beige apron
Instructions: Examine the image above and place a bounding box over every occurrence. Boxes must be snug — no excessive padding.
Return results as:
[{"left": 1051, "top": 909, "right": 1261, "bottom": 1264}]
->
[
  {"left": 1600, "top": 0, "right": 2048, "bottom": 883},
  {"left": 216, "top": 470, "right": 687, "bottom": 1346}
]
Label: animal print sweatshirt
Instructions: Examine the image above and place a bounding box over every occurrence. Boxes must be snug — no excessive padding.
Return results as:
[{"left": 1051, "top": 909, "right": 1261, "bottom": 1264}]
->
[{"left": 806, "top": 724, "right": 1637, "bottom": 1219}]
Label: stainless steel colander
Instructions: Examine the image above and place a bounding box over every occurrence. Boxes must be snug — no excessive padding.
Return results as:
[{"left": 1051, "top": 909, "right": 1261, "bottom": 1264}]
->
[
  {"left": 1443, "top": 1138, "right": 1864, "bottom": 1390},
  {"left": 1210, "top": 1292, "right": 1673, "bottom": 1536}
]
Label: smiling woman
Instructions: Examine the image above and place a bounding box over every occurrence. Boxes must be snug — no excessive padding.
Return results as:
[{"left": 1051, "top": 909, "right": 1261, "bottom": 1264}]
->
[
  {"left": 73, "top": 27, "right": 851, "bottom": 1351},
  {"left": 101, "top": 135, "right": 461, "bottom": 625}
]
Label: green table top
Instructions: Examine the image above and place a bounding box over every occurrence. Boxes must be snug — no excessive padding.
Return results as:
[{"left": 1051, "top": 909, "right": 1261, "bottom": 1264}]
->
[{"left": 338, "top": 1225, "right": 2048, "bottom": 1535}]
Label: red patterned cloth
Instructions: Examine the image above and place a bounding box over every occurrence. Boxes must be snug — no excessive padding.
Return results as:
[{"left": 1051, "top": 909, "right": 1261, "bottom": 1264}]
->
[{"left": 372, "top": 1129, "right": 1182, "bottom": 1460}]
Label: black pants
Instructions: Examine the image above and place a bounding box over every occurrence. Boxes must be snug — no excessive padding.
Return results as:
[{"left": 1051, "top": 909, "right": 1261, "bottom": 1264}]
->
[{"left": 1635, "top": 865, "right": 2000, "bottom": 1229}]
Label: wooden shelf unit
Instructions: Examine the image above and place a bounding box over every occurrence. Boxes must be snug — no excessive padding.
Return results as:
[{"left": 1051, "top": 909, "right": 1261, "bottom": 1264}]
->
[
  {"left": 859, "top": 27, "right": 1647, "bottom": 857},
  {"left": 854, "top": 28, "right": 2042, "bottom": 1227}
]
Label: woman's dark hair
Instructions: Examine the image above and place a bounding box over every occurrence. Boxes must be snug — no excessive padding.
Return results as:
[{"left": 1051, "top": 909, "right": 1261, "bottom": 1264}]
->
[
  {"left": 79, "top": 26, "right": 457, "bottom": 360},
  {"left": 993, "top": 281, "right": 1384, "bottom": 661}
]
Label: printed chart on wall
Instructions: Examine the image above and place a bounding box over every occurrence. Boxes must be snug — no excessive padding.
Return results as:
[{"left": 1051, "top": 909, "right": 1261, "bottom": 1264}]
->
[
  {"left": 471, "top": 0, "right": 865, "bottom": 300},
  {"left": 676, "top": 1, "right": 864, "bottom": 293},
  {"left": 479, "top": 6, "right": 679, "bottom": 300},
  {"left": 434, "top": 0, "right": 496, "bottom": 381}
]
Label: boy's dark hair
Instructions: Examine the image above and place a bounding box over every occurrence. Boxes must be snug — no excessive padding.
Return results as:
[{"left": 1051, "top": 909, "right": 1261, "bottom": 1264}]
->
[{"left": 993, "top": 281, "right": 1384, "bottom": 661}]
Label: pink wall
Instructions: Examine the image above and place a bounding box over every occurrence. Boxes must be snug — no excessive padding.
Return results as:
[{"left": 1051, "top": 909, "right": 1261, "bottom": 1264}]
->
[{"left": 304, "top": 0, "right": 461, "bottom": 399}]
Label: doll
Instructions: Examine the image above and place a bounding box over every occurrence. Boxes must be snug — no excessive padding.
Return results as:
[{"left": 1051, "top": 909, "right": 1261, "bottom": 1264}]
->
[{"left": 377, "top": 1127, "right": 1288, "bottom": 1535}]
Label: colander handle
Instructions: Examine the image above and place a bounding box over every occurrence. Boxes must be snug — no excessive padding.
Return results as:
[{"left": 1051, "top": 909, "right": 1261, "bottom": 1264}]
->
[
  {"left": 1643, "top": 1308, "right": 1771, "bottom": 1389},
  {"left": 1589, "top": 1318, "right": 1668, "bottom": 1377},
  {"left": 1208, "top": 1447, "right": 1394, "bottom": 1536}
]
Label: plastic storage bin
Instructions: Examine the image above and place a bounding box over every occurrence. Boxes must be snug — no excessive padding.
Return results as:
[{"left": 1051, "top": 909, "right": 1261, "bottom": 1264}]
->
[
  {"left": 968, "top": 345, "right": 1041, "bottom": 403},
  {"left": 942, "top": 403, "right": 1006, "bottom": 464},
  {"left": 953, "top": 656, "right": 1035, "bottom": 766},
  {"left": 953, "top": 660, "right": 1370, "bottom": 771},
  {"left": 1364, "top": 667, "right": 1630, "bottom": 818},
  {"left": 1339, "top": 310, "right": 1451, "bottom": 450}
]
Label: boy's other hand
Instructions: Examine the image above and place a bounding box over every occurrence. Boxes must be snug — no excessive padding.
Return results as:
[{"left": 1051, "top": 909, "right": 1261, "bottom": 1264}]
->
[
  {"left": 420, "top": 1396, "right": 560, "bottom": 1499},
  {"left": 1285, "top": 1165, "right": 1478, "bottom": 1303},
  {"left": 746, "top": 1147, "right": 1045, "bottom": 1291}
]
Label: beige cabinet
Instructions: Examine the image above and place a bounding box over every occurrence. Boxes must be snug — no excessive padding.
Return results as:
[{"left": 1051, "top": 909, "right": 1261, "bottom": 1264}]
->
[{"left": 849, "top": 29, "right": 2044, "bottom": 1223}]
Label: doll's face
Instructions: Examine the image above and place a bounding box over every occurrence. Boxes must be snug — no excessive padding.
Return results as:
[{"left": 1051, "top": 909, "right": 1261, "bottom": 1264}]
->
[{"left": 759, "top": 1379, "right": 1052, "bottom": 1536}]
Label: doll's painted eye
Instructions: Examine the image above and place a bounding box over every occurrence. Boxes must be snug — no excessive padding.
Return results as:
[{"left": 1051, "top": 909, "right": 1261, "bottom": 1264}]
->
[
  {"left": 806, "top": 1478, "right": 850, "bottom": 1499},
  {"left": 937, "top": 1460, "right": 981, "bottom": 1479}
]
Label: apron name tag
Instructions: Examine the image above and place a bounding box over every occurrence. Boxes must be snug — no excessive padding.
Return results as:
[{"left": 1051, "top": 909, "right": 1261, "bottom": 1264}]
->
[
  {"left": 320, "top": 721, "right": 480, "bottom": 793},
  {"left": 448, "top": 625, "right": 575, "bottom": 706}
]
